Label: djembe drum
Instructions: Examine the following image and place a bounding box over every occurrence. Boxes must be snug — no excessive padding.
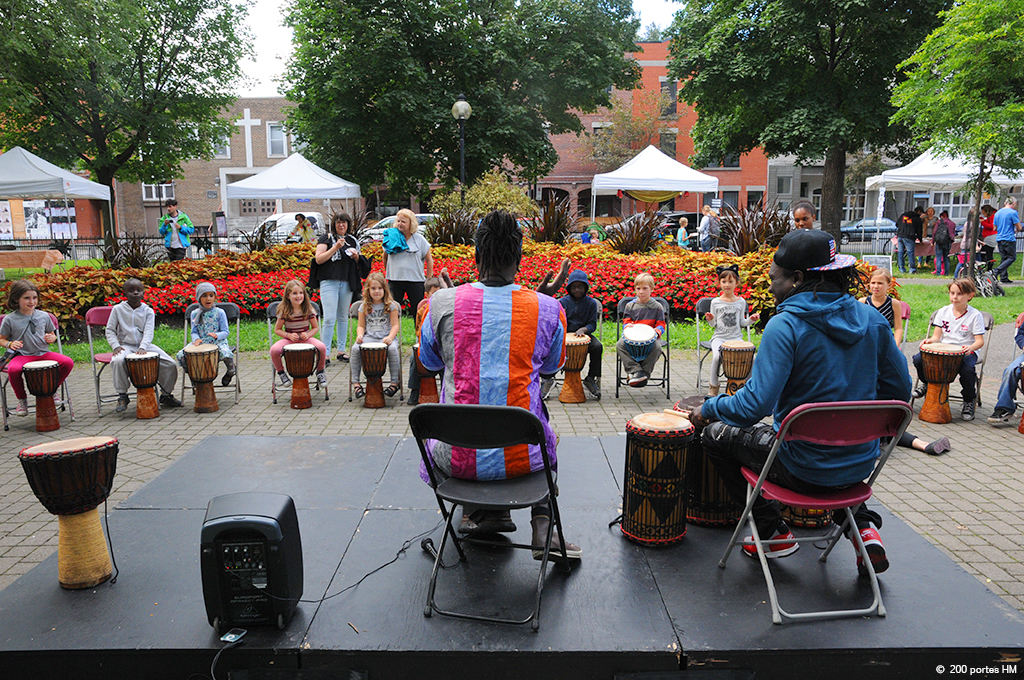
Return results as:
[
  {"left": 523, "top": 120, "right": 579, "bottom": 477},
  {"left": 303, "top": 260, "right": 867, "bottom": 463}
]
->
[
  {"left": 360, "top": 342, "right": 388, "bottom": 409},
  {"left": 670, "top": 397, "right": 742, "bottom": 527},
  {"left": 919, "top": 343, "right": 968, "bottom": 424},
  {"left": 183, "top": 343, "right": 220, "bottom": 413},
  {"left": 19, "top": 437, "right": 118, "bottom": 589},
  {"left": 781, "top": 504, "right": 832, "bottom": 529},
  {"left": 413, "top": 343, "right": 438, "bottom": 404},
  {"left": 720, "top": 340, "right": 755, "bottom": 395},
  {"left": 283, "top": 343, "right": 317, "bottom": 409},
  {"left": 125, "top": 352, "right": 160, "bottom": 420},
  {"left": 623, "top": 324, "right": 657, "bottom": 365},
  {"left": 620, "top": 412, "right": 694, "bottom": 546},
  {"left": 559, "top": 334, "right": 590, "bottom": 403},
  {"left": 22, "top": 359, "right": 61, "bottom": 432}
]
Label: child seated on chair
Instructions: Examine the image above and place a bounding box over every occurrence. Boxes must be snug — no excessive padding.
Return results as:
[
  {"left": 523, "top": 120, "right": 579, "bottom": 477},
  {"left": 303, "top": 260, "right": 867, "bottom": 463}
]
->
[
  {"left": 543, "top": 269, "right": 602, "bottom": 400},
  {"left": 704, "top": 264, "right": 759, "bottom": 396},
  {"left": 406, "top": 276, "right": 444, "bottom": 406},
  {"left": 176, "top": 282, "right": 236, "bottom": 387},
  {"left": 616, "top": 272, "right": 665, "bottom": 388},
  {"left": 0, "top": 279, "right": 74, "bottom": 417},
  {"left": 911, "top": 277, "right": 986, "bottom": 421},
  {"left": 270, "top": 280, "right": 328, "bottom": 387},
  {"left": 108, "top": 278, "right": 181, "bottom": 412},
  {"left": 351, "top": 272, "right": 401, "bottom": 400}
]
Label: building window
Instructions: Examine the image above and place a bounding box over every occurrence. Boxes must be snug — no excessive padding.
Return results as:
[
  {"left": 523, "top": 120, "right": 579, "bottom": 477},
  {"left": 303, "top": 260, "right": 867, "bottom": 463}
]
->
[
  {"left": 660, "top": 81, "right": 677, "bottom": 116},
  {"left": 659, "top": 131, "right": 677, "bottom": 157},
  {"left": 267, "top": 122, "right": 287, "bottom": 157},
  {"left": 722, "top": 191, "right": 739, "bottom": 209},
  {"left": 747, "top": 191, "right": 764, "bottom": 211},
  {"left": 776, "top": 176, "right": 792, "bottom": 195},
  {"left": 931, "top": 191, "right": 982, "bottom": 222},
  {"left": 800, "top": 182, "right": 809, "bottom": 198},
  {"left": 721, "top": 153, "right": 740, "bottom": 168},
  {"left": 844, "top": 188, "right": 866, "bottom": 222},
  {"left": 703, "top": 192, "right": 717, "bottom": 207},
  {"left": 142, "top": 183, "right": 175, "bottom": 202},
  {"left": 240, "top": 199, "right": 276, "bottom": 216},
  {"left": 212, "top": 135, "right": 231, "bottom": 159}
]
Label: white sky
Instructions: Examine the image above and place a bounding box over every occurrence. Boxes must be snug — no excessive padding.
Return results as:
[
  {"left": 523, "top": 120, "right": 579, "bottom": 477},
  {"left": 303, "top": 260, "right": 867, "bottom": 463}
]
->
[{"left": 239, "top": 0, "right": 681, "bottom": 97}]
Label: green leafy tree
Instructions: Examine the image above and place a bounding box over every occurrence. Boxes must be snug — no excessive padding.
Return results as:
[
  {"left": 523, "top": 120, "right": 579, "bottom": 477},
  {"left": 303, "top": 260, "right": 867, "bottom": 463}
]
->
[
  {"left": 283, "top": 0, "right": 640, "bottom": 198},
  {"left": 582, "top": 91, "right": 675, "bottom": 172},
  {"left": 666, "top": 0, "right": 947, "bottom": 238},
  {"left": 0, "top": 0, "right": 250, "bottom": 243},
  {"left": 430, "top": 169, "right": 539, "bottom": 217},
  {"left": 891, "top": 0, "right": 1024, "bottom": 277}
]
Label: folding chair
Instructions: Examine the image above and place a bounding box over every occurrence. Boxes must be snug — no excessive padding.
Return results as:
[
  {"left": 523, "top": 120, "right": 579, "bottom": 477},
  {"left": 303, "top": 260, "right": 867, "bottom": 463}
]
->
[
  {"left": 181, "top": 302, "right": 242, "bottom": 405},
  {"left": 614, "top": 296, "right": 671, "bottom": 399},
  {"left": 409, "top": 403, "right": 572, "bottom": 631},
  {"left": 719, "top": 400, "right": 913, "bottom": 624},
  {"left": 84, "top": 306, "right": 124, "bottom": 415},
  {"left": 694, "top": 296, "right": 754, "bottom": 390},
  {"left": 910, "top": 310, "right": 994, "bottom": 409},
  {"left": 347, "top": 299, "right": 403, "bottom": 402},
  {"left": 1, "top": 311, "right": 75, "bottom": 431},
  {"left": 267, "top": 301, "right": 327, "bottom": 404}
]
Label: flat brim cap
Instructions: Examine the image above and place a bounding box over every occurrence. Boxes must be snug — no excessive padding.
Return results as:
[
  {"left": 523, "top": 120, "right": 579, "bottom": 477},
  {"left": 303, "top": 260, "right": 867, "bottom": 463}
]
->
[{"left": 774, "top": 229, "right": 857, "bottom": 271}]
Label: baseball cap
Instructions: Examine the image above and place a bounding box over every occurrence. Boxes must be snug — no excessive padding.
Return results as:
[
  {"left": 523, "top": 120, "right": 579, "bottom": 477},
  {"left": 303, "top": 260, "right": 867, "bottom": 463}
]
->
[{"left": 773, "top": 229, "right": 857, "bottom": 271}]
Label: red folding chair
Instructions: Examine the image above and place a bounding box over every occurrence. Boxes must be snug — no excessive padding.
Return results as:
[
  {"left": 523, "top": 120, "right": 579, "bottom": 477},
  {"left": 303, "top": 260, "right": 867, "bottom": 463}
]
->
[{"left": 719, "top": 400, "right": 913, "bottom": 624}]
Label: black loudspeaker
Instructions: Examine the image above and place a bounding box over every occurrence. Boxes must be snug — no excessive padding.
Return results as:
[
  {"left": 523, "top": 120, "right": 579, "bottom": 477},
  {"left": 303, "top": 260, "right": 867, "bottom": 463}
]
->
[{"left": 201, "top": 492, "right": 303, "bottom": 633}]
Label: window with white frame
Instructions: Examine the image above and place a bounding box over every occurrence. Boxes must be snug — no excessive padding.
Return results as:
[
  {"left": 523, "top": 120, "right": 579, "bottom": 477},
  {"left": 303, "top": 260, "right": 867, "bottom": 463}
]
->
[
  {"left": 660, "top": 80, "right": 677, "bottom": 116},
  {"left": 931, "top": 191, "right": 985, "bottom": 221},
  {"left": 810, "top": 188, "right": 866, "bottom": 222},
  {"left": 267, "top": 122, "right": 287, "bottom": 157},
  {"left": 776, "top": 176, "right": 792, "bottom": 195},
  {"left": 212, "top": 135, "right": 231, "bottom": 159},
  {"left": 659, "top": 131, "right": 677, "bottom": 157},
  {"left": 142, "top": 183, "right": 175, "bottom": 201}
]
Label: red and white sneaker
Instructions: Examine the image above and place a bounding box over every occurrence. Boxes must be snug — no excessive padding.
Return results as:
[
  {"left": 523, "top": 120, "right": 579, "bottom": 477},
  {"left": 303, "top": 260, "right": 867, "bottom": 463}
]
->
[
  {"left": 742, "top": 525, "right": 799, "bottom": 559},
  {"left": 855, "top": 523, "right": 889, "bottom": 575}
]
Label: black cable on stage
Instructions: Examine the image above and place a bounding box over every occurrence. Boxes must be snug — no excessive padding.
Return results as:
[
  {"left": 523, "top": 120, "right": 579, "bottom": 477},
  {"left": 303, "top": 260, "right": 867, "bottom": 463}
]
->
[
  {"left": 228, "top": 520, "right": 444, "bottom": 605},
  {"left": 103, "top": 497, "right": 118, "bottom": 584}
]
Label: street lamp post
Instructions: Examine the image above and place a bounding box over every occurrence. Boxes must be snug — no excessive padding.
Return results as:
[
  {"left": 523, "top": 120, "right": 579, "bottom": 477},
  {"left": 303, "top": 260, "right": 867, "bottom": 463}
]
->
[{"left": 451, "top": 94, "right": 472, "bottom": 203}]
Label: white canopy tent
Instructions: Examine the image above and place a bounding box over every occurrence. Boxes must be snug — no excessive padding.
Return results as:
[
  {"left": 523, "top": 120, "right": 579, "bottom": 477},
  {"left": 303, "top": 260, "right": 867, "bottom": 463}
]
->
[
  {"left": 866, "top": 149, "right": 1020, "bottom": 220},
  {"left": 0, "top": 146, "right": 112, "bottom": 255},
  {"left": 225, "top": 153, "right": 361, "bottom": 217},
  {"left": 590, "top": 145, "right": 719, "bottom": 220}
]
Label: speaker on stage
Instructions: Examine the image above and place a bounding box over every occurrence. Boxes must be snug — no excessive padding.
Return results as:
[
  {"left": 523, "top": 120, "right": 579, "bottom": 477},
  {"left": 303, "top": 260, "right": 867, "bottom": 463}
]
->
[{"left": 200, "top": 492, "right": 303, "bottom": 633}]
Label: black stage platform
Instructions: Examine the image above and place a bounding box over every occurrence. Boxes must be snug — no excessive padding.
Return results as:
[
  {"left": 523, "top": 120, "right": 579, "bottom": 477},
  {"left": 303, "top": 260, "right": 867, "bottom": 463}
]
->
[{"left": 0, "top": 435, "right": 1021, "bottom": 680}]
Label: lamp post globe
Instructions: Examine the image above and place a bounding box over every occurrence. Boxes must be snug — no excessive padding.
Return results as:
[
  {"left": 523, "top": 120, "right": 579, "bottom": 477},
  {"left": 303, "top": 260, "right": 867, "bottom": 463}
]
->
[{"left": 452, "top": 95, "right": 472, "bottom": 201}]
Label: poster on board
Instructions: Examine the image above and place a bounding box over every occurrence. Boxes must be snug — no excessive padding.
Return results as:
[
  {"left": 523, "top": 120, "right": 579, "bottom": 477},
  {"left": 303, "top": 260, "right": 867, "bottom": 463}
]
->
[
  {"left": 22, "top": 199, "right": 78, "bottom": 239},
  {"left": 0, "top": 201, "right": 12, "bottom": 240}
]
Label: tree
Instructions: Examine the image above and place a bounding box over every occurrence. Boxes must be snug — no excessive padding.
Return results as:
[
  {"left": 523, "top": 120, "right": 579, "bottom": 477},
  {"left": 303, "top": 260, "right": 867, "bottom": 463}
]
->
[
  {"left": 666, "top": 0, "right": 947, "bottom": 238},
  {"left": 891, "top": 0, "right": 1024, "bottom": 277},
  {"left": 283, "top": 0, "right": 640, "bottom": 198},
  {"left": 640, "top": 23, "right": 664, "bottom": 42},
  {"left": 582, "top": 91, "right": 674, "bottom": 172},
  {"left": 430, "top": 169, "right": 539, "bottom": 217},
  {"left": 0, "top": 0, "right": 250, "bottom": 243}
]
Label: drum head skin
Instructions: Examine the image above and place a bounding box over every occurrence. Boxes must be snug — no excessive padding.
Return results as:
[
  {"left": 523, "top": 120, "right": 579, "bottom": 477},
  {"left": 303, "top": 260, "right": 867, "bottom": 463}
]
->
[
  {"left": 623, "top": 325, "right": 657, "bottom": 343},
  {"left": 360, "top": 342, "right": 387, "bottom": 349},
  {"left": 721, "top": 340, "right": 754, "bottom": 350},
  {"left": 22, "top": 360, "right": 60, "bottom": 370},
  {"left": 924, "top": 342, "right": 967, "bottom": 354},
  {"left": 184, "top": 343, "right": 217, "bottom": 354},
  {"left": 628, "top": 412, "right": 695, "bottom": 436},
  {"left": 125, "top": 351, "right": 158, "bottom": 360},
  {"left": 21, "top": 437, "right": 117, "bottom": 456},
  {"left": 284, "top": 343, "right": 315, "bottom": 352}
]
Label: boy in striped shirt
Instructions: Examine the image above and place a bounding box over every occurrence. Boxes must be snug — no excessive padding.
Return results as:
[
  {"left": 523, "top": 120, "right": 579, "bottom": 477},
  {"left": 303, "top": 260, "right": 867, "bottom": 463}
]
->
[{"left": 616, "top": 272, "right": 666, "bottom": 387}]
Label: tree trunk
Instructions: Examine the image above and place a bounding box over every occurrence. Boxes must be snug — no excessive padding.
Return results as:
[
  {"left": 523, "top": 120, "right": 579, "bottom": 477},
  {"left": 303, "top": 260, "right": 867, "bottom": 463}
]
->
[
  {"left": 820, "top": 143, "right": 847, "bottom": 240},
  {"left": 95, "top": 167, "right": 118, "bottom": 251},
  {"left": 966, "top": 151, "right": 990, "bottom": 280}
]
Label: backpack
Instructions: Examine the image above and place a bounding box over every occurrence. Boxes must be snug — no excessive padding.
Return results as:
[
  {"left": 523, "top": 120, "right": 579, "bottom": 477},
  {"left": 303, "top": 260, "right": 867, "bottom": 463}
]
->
[
  {"left": 708, "top": 215, "right": 721, "bottom": 237},
  {"left": 933, "top": 222, "right": 952, "bottom": 248}
]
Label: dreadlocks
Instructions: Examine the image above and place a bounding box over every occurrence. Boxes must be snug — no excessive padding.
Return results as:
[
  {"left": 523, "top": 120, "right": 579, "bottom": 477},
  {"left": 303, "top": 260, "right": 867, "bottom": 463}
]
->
[{"left": 475, "top": 210, "right": 522, "bottom": 279}]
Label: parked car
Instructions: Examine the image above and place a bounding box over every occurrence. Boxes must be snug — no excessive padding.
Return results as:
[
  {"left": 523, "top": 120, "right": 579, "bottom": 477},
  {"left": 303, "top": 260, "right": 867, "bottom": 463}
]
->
[
  {"left": 236, "top": 212, "right": 325, "bottom": 245},
  {"left": 359, "top": 213, "right": 437, "bottom": 244},
  {"left": 839, "top": 218, "right": 897, "bottom": 245}
]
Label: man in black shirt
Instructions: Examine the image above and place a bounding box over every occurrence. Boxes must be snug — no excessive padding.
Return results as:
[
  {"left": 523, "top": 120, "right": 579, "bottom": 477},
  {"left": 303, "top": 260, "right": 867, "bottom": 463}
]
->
[{"left": 896, "top": 207, "right": 923, "bottom": 274}]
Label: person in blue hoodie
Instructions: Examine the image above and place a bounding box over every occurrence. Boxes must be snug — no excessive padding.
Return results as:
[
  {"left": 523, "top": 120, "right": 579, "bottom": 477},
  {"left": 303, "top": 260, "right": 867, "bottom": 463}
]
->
[
  {"left": 691, "top": 229, "right": 911, "bottom": 576},
  {"left": 544, "top": 269, "right": 603, "bottom": 400}
]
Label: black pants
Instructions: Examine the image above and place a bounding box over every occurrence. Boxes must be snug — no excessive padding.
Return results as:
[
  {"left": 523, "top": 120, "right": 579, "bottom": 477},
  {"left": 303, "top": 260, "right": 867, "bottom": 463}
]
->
[
  {"left": 388, "top": 280, "right": 424, "bottom": 314},
  {"left": 701, "top": 421, "right": 880, "bottom": 535},
  {"left": 167, "top": 247, "right": 187, "bottom": 261},
  {"left": 992, "top": 240, "right": 1017, "bottom": 281},
  {"left": 583, "top": 335, "right": 603, "bottom": 379},
  {"left": 912, "top": 351, "right": 978, "bottom": 403}
]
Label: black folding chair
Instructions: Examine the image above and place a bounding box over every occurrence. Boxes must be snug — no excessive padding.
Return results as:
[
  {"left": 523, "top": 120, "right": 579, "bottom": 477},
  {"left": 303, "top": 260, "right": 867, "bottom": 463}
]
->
[{"left": 409, "top": 403, "right": 571, "bottom": 631}]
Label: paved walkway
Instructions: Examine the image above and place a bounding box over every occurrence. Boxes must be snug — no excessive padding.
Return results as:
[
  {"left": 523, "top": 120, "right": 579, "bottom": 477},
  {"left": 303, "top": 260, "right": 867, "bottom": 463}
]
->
[{"left": 2, "top": 327, "right": 1023, "bottom": 614}]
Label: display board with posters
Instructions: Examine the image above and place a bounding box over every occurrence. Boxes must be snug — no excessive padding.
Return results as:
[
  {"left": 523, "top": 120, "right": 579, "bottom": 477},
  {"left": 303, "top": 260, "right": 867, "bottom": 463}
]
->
[
  {"left": 0, "top": 201, "right": 12, "bottom": 240},
  {"left": 22, "top": 199, "right": 77, "bottom": 240}
]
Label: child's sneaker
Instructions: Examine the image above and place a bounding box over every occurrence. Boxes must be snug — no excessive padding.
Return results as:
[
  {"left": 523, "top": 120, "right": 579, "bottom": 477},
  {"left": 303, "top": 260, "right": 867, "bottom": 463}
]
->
[
  {"left": 582, "top": 376, "right": 601, "bottom": 400},
  {"left": 987, "top": 408, "right": 1013, "bottom": 424},
  {"left": 15, "top": 399, "right": 28, "bottom": 416},
  {"left": 628, "top": 371, "right": 648, "bottom": 388},
  {"left": 912, "top": 383, "right": 927, "bottom": 399},
  {"left": 742, "top": 524, "right": 799, "bottom": 559},
  {"left": 277, "top": 370, "right": 291, "bottom": 387},
  {"left": 115, "top": 394, "right": 130, "bottom": 413},
  {"left": 316, "top": 370, "right": 327, "bottom": 386},
  {"left": 540, "top": 377, "right": 554, "bottom": 400},
  {"left": 854, "top": 523, "right": 888, "bottom": 576},
  {"left": 961, "top": 400, "right": 975, "bottom": 421}
]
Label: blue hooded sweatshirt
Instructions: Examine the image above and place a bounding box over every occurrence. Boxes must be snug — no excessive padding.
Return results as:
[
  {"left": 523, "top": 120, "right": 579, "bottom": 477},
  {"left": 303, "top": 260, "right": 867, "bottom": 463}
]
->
[
  {"left": 560, "top": 270, "right": 600, "bottom": 335},
  {"left": 701, "top": 290, "right": 911, "bottom": 487}
]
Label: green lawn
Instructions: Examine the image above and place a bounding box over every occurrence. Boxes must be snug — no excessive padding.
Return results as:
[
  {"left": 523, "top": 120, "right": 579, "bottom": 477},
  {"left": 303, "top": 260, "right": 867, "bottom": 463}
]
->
[{"left": 3, "top": 258, "right": 104, "bottom": 280}]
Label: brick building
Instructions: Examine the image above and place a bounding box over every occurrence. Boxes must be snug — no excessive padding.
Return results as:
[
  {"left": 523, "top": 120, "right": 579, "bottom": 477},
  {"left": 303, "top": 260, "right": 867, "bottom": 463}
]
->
[{"left": 114, "top": 97, "right": 365, "bottom": 238}]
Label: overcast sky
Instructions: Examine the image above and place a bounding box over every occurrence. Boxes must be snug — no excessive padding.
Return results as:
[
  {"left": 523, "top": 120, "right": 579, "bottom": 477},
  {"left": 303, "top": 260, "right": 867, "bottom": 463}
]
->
[{"left": 239, "top": 0, "right": 681, "bottom": 97}]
